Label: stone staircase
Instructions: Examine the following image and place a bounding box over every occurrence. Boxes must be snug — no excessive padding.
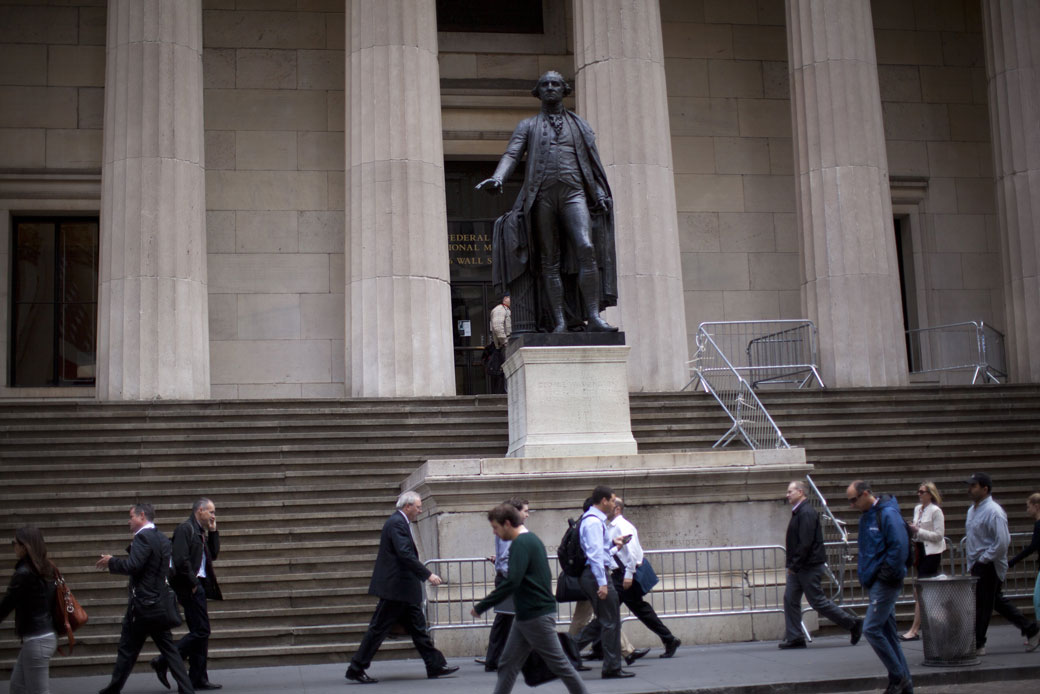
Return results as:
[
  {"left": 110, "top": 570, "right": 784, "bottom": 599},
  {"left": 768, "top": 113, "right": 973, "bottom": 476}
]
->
[{"left": 2, "top": 385, "right": 1039, "bottom": 676}]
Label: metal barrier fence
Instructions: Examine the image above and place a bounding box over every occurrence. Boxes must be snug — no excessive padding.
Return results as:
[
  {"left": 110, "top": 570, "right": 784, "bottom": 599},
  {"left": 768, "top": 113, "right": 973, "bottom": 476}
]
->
[
  {"left": 684, "top": 324, "right": 790, "bottom": 450},
  {"left": 818, "top": 532, "right": 1037, "bottom": 614},
  {"left": 423, "top": 545, "right": 790, "bottom": 631},
  {"left": 905, "top": 321, "right": 1007, "bottom": 384},
  {"left": 685, "top": 320, "right": 824, "bottom": 391}
]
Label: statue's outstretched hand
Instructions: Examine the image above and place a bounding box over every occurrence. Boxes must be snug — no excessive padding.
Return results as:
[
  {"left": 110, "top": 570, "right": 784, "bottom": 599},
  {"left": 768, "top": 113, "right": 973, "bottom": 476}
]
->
[{"left": 476, "top": 177, "right": 503, "bottom": 194}]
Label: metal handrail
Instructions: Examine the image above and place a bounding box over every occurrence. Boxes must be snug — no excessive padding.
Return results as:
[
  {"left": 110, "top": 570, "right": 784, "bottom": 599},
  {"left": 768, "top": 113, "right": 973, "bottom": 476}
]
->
[
  {"left": 422, "top": 544, "right": 790, "bottom": 631},
  {"left": 685, "top": 325, "right": 790, "bottom": 449},
  {"left": 684, "top": 320, "right": 824, "bottom": 391},
  {"left": 906, "top": 320, "right": 1008, "bottom": 384}
]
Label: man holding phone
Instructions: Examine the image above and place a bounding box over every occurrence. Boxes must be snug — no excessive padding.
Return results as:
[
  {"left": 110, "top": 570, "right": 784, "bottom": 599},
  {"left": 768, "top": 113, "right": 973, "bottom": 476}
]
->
[{"left": 608, "top": 498, "right": 680, "bottom": 659}]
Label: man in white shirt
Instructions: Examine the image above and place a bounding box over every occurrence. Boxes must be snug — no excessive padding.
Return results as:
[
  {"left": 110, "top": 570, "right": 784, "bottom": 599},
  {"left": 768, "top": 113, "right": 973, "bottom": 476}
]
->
[{"left": 608, "top": 498, "right": 680, "bottom": 659}]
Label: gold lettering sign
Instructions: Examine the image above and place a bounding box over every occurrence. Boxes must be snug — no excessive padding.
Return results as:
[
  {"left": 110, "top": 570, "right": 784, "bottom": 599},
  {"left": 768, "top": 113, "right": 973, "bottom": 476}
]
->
[{"left": 447, "top": 223, "right": 493, "bottom": 267}]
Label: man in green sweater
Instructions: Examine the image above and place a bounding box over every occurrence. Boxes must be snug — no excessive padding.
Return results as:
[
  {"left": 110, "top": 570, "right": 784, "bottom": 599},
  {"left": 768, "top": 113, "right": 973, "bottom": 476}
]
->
[{"left": 471, "top": 504, "right": 588, "bottom": 694}]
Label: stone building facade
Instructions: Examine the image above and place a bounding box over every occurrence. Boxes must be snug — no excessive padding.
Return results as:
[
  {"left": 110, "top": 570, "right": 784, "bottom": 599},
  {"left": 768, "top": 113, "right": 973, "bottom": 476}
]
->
[{"left": 0, "top": 0, "right": 1036, "bottom": 400}]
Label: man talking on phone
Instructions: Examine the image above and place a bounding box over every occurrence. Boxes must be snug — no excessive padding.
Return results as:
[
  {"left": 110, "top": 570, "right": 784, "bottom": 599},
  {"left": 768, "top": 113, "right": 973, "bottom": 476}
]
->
[{"left": 608, "top": 498, "right": 680, "bottom": 659}]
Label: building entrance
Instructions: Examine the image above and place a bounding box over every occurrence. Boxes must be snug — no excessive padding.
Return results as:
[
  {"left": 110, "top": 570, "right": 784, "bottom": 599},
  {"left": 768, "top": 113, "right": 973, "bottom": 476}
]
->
[{"left": 445, "top": 161, "right": 520, "bottom": 394}]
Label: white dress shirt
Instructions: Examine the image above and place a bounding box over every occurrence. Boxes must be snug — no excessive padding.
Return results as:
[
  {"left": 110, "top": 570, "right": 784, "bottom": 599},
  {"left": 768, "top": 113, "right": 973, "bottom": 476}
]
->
[{"left": 608, "top": 514, "right": 644, "bottom": 580}]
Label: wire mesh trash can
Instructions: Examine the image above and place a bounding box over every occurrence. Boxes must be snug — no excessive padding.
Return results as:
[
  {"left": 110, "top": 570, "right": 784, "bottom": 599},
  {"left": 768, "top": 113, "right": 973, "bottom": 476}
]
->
[{"left": 916, "top": 576, "right": 979, "bottom": 666}]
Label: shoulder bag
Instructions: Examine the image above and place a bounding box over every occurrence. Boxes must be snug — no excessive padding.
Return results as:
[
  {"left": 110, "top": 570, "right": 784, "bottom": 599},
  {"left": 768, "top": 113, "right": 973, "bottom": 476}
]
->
[{"left": 52, "top": 566, "right": 88, "bottom": 655}]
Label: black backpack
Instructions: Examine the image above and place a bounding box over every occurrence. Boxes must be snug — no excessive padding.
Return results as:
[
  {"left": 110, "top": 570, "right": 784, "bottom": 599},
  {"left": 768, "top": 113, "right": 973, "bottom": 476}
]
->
[{"left": 557, "top": 513, "right": 591, "bottom": 577}]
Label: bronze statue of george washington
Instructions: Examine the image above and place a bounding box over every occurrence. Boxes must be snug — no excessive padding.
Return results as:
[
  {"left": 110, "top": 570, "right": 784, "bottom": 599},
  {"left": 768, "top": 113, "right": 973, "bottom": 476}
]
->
[{"left": 477, "top": 71, "right": 618, "bottom": 334}]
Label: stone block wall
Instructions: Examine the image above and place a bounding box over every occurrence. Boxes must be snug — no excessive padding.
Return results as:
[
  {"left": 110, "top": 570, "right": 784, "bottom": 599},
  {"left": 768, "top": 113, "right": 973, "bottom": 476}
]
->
[
  {"left": 873, "top": 0, "right": 1004, "bottom": 339},
  {"left": 665, "top": 0, "right": 1004, "bottom": 371},
  {"left": 0, "top": 0, "right": 105, "bottom": 397},
  {"left": 201, "top": 1, "right": 347, "bottom": 398},
  {"left": 661, "top": 0, "right": 801, "bottom": 356}
]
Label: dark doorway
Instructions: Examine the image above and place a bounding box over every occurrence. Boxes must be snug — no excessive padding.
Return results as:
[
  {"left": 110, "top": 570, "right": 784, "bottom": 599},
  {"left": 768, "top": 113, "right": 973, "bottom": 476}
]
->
[
  {"left": 10, "top": 216, "right": 99, "bottom": 387},
  {"left": 445, "top": 161, "right": 520, "bottom": 394}
]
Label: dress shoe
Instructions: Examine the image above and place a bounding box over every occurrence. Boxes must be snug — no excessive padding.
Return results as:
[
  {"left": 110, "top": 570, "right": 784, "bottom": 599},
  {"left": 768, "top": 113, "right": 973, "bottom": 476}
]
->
[
  {"left": 474, "top": 657, "right": 486, "bottom": 665},
  {"left": 195, "top": 683, "right": 222, "bottom": 691},
  {"left": 624, "top": 648, "right": 649, "bottom": 665},
  {"left": 345, "top": 668, "right": 378, "bottom": 684},
  {"left": 851, "top": 618, "right": 864, "bottom": 646},
  {"left": 151, "top": 657, "right": 171, "bottom": 690},
  {"left": 777, "top": 639, "right": 806, "bottom": 650},
  {"left": 427, "top": 665, "right": 460, "bottom": 679},
  {"left": 575, "top": 663, "right": 591, "bottom": 672},
  {"left": 883, "top": 676, "right": 912, "bottom": 694},
  {"left": 601, "top": 669, "right": 635, "bottom": 679},
  {"left": 660, "top": 638, "right": 681, "bottom": 658}
]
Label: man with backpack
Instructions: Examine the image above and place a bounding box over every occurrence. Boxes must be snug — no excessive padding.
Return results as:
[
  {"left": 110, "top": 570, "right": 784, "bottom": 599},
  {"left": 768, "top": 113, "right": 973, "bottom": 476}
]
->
[
  {"left": 572, "top": 485, "right": 632, "bottom": 679},
  {"left": 847, "top": 481, "right": 912, "bottom": 694}
]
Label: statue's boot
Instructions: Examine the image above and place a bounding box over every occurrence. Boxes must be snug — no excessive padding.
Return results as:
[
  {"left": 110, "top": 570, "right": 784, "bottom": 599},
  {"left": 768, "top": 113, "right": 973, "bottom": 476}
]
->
[
  {"left": 545, "top": 272, "right": 568, "bottom": 333},
  {"left": 586, "top": 308, "right": 618, "bottom": 332},
  {"left": 578, "top": 264, "right": 618, "bottom": 332}
]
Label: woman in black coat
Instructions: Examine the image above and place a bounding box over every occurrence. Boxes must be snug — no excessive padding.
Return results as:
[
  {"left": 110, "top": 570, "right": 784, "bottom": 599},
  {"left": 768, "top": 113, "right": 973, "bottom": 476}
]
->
[{"left": 0, "top": 526, "right": 58, "bottom": 694}]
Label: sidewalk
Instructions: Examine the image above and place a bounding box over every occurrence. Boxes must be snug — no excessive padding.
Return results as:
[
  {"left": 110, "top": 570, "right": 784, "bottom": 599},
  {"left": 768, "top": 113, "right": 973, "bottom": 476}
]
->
[{"left": 32, "top": 625, "right": 1040, "bottom": 694}]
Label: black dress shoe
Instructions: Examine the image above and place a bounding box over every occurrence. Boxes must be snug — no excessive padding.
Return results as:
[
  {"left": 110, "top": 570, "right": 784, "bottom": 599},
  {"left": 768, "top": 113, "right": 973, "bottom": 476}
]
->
[
  {"left": 575, "top": 663, "right": 591, "bottom": 672},
  {"left": 196, "top": 683, "right": 222, "bottom": 691},
  {"left": 346, "top": 668, "right": 379, "bottom": 684},
  {"left": 151, "top": 657, "right": 171, "bottom": 690},
  {"left": 777, "top": 639, "right": 807, "bottom": 650},
  {"left": 602, "top": 669, "right": 636, "bottom": 679},
  {"left": 427, "top": 665, "right": 460, "bottom": 679},
  {"left": 851, "top": 618, "right": 864, "bottom": 645},
  {"left": 660, "top": 638, "right": 681, "bottom": 658},
  {"left": 624, "top": 648, "right": 650, "bottom": 665}
]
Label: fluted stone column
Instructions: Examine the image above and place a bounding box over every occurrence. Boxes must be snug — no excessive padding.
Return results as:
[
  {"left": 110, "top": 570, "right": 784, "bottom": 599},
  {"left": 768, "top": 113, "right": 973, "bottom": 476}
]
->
[
  {"left": 345, "top": 0, "right": 455, "bottom": 397},
  {"left": 97, "top": 0, "right": 210, "bottom": 400},
  {"left": 982, "top": 0, "right": 1040, "bottom": 383},
  {"left": 572, "top": 0, "right": 690, "bottom": 392},
  {"left": 786, "top": 0, "right": 908, "bottom": 387}
]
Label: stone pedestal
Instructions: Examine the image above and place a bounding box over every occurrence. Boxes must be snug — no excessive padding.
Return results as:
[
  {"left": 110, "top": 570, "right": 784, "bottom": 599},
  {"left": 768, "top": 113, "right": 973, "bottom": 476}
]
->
[
  {"left": 97, "top": 0, "right": 210, "bottom": 400},
  {"left": 785, "top": 0, "right": 908, "bottom": 387},
  {"left": 572, "top": 0, "right": 690, "bottom": 392},
  {"left": 982, "top": 0, "right": 1040, "bottom": 383},
  {"left": 404, "top": 447, "right": 807, "bottom": 653},
  {"left": 345, "top": 0, "right": 455, "bottom": 396},
  {"left": 503, "top": 334, "right": 637, "bottom": 457}
]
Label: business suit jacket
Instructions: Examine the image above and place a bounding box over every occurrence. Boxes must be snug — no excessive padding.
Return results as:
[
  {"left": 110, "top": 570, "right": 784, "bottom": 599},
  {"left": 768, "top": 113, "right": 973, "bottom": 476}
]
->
[
  {"left": 369, "top": 511, "right": 430, "bottom": 605},
  {"left": 490, "top": 110, "right": 618, "bottom": 309},
  {"left": 170, "top": 515, "right": 222, "bottom": 600},
  {"left": 108, "top": 527, "right": 173, "bottom": 604},
  {"left": 785, "top": 502, "right": 827, "bottom": 573}
]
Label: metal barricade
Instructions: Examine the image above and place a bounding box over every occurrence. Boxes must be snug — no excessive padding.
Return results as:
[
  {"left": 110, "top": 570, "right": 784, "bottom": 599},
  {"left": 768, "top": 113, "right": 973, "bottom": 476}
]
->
[
  {"left": 422, "top": 545, "right": 790, "bottom": 631},
  {"left": 684, "top": 325, "right": 790, "bottom": 450},
  {"left": 685, "top": 320, "right": 824, "bottom": 391},
  {"left": 906, "top": 321, "right": 1007, "bottom": 384}
]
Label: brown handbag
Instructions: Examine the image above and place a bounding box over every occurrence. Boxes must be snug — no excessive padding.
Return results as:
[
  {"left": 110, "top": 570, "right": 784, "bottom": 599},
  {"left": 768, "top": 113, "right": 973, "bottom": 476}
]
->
[{"left": 52, "top": 567, "right": 88, "bottom": 654}]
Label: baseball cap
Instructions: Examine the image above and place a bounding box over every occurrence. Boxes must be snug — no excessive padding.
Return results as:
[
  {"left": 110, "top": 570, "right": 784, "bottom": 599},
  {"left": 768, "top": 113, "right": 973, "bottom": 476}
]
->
[{"left": 966, "top": 472, "right": 992, "bottom": 488}]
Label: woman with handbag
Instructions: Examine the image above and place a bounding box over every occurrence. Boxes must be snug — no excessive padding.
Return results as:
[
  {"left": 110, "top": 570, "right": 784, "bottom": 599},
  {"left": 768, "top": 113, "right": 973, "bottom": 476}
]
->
[
  {"left": 1, "top": 526, "right": 58, "bottom": 694},
  {"left": 901, "top": 481, "right": 946, "bottom": 641}
]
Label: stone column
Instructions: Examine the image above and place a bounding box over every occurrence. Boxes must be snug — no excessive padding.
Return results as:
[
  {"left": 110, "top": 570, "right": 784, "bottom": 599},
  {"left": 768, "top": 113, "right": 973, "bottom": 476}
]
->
[
  {"left": 982, "top": 0, "right": 1040, "bottom": 383},
  {"left": 572, "top": 0, "right": 690, "bottom": 392},
  {"left": 346, "top": 0, "right": 455, "bottom": 396},
  {"left": 97, "top": 0, "right": 210, "bottom": 400},
  {"left": 786, "top": 0, "right": 908, "bottom": 387}
]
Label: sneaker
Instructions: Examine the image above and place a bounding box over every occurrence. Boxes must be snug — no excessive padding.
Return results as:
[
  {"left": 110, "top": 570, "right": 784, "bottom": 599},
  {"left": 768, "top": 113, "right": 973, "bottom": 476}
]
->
[
  {"left": 1027, "top": 630, "right": 1040, "bottom": 652},
  {"left": 975, "top": 646, "right": 986, "bottom": 656}
]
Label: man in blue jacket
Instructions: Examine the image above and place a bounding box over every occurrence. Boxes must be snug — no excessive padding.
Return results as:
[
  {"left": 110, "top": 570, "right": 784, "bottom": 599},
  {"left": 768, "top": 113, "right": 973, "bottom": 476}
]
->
[{"left": 847, "top": 481, "right": 912, "bottom": 694}]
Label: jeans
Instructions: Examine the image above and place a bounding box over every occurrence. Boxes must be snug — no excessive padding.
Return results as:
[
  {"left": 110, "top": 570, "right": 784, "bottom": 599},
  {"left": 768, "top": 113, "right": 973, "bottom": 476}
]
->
[
  {"left": 783, "top": 564, "right": 857, "bottom": 641},
  {"left": 1033, "top": 571, "right": 1040, "bottom": 621},
  {"left": 10, "top": 632, "right": 56, "bottom": 694},
  {"left": 863, "top": 580, "right": 911, "bottom": 687},
  {"left": 493, "top": 614, "right": 587, "bottom": 694}
]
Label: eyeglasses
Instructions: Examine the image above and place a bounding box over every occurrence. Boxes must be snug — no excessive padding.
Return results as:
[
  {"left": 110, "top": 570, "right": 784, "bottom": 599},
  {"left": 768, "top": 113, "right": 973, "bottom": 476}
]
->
[{"left": 847, "top": 492, "right": 863, "bottom": 504}]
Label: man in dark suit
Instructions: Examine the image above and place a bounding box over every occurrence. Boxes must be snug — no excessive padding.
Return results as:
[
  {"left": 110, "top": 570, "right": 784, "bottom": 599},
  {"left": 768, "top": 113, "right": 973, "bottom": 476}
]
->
[
  {"left": 96, "top": 503, "right": 195, "bottom": 694},
  {"left": 779, "top": 480, "right": 863, "bottom": 649},
  {"left": 151, "top": 498, "right": 222, "bottom": 690},
  {"left": 345, "top": 491, "right": 458, "bottom": 683}
]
